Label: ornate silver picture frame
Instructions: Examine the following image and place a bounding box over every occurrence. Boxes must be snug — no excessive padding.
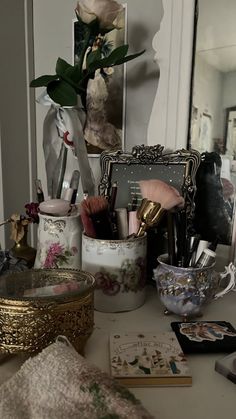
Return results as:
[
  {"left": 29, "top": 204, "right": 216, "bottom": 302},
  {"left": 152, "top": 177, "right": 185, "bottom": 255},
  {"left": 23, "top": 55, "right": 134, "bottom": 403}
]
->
[{"left": 99, "top": 144, "right": 201, "bottom": 226}]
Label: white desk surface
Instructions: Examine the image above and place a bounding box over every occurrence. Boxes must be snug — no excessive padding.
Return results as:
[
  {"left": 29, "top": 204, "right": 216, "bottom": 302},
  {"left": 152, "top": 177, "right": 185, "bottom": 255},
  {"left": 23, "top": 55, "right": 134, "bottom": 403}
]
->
[{"left": 0, "top": 285, "right": 236, "bottom": 419}]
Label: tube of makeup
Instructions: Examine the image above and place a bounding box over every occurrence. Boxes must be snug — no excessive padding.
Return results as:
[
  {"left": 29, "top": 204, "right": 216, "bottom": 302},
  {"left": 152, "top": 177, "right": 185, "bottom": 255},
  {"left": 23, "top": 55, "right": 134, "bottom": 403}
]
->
[
  {"left": 128, "top": 210, "right": 140, "bottom": 236},
  {"left": 115, "top": 208, "right": 129, "bottom": 239}
]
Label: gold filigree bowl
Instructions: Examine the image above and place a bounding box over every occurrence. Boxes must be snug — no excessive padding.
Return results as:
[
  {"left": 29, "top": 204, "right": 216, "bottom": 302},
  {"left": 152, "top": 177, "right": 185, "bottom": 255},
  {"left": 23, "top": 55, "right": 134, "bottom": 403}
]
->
[{"left": 0, "top": 269, "right": 95, "bottom": 354}]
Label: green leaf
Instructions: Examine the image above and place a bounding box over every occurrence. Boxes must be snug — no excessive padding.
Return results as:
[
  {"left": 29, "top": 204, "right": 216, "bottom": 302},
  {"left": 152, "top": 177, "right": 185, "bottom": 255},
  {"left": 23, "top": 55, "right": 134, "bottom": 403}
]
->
[
  {"left": 106, "top": 44, "right": 129, "bottom": 62},
  {"left": 86, "top": 45, "right": 141, "bottom": 74},
  {"left": 65, "top": 65, "right": 82, "bottom": 84},
  {"left": 86, "top": 49, "right": 102, "bottom": 68},
  {"left": 114, "top": 49, "right": 145, "bottom": 65},
  {"left": 47, "top": 80, "right": 77, "bottom": 106},
  {"left": 56, "top": 57, "right": 73, "bottom": 76},
  {"left": 30, "top": 75, "right": 58, "bottom": 87},
  {"left": 88, "top": 44, "right": 129, "bottom": 70},
  {"left": 55, "top": 58, "right": 81, "bottom": 89}
]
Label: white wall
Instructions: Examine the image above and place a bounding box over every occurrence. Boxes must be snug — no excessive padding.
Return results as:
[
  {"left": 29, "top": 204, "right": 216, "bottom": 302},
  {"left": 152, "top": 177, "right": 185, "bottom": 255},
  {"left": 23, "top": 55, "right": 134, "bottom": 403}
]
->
[{"left": 0, "top": 0, "right": 36, "bottom": 248}]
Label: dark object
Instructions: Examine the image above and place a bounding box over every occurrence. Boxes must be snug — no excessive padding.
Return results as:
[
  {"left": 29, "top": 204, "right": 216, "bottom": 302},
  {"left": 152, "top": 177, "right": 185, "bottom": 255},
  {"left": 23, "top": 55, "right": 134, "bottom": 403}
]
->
[
  {"left": 0, "top": 250, "right": 28, "bottom": 276},
  {"left": 146, "top": 219, "right": 168, "bottom": 283},
  {"left": 80, "top": 196, "right": 113, "bottom": 240},
  {"left": 70, "top": 170, "right": 80, "bottom": 204},
  {"left": 11, "top": 230, "right": 36, "bottom": 269},
  {"left": 25, "top": 202, "right": 40, "bottom": 224},
  {"left": 167, "top": 212, "right": 176, "bottom": 266},
  {"left": 215, "top": 352, "right": 236, "bottom": 384},
  {"left": 193, "top": 152, "right": 232, "bottom": 245},
  {"left": 35, "top": 179, "right": 45, "bottom": 203},
  {"left": 208, "top": 238, "right": 218, "bottom": 252},
  {"left": 171, "top": 321, "right": 236, "bottom": 353},
  {"left": 109, "top": 181, "right": 117, "bottom": 213}
]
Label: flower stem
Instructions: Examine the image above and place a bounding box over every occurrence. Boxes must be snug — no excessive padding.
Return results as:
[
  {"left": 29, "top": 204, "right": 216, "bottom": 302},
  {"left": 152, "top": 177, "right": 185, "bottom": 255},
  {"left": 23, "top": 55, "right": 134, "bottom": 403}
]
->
[{"left": 77, "top": 26, "right": 92, "bottom": 78}]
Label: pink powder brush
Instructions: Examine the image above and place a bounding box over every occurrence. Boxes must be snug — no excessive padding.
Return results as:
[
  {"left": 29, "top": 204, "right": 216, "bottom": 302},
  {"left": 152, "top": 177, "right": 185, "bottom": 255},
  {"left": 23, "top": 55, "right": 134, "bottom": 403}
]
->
[
  {"left": 139, "top": 179, "right": 184, "bottom": 209},
  {"left": 80, "top": 196, "right": 113, "bottom": 240}
]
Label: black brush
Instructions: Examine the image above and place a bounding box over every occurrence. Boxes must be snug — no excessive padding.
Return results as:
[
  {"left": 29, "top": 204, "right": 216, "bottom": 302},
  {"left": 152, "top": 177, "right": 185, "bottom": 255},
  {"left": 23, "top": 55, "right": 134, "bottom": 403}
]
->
[{"left": 85, "top": 196, "right": 114, "bottom": 240}]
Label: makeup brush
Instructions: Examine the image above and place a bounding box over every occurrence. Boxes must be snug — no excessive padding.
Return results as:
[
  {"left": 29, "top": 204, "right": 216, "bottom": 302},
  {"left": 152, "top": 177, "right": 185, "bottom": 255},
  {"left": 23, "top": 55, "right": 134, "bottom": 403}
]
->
[
  {"left": 136, "top": 199, "right": 162, "bottom": 236},
  {"left": 138, "top": 179, "right": 184, "bottom": 223},
  {"left": 80, "top": 200, "right": 96, "bottom": 238},
  {"left": 80, "top": 196, "right": 113, "bottom": 240},
  {"left": 139, "top": 179, "right": 185, "bottom": 209},
  {"left": 135, "top": 180, "right": 185, "bottom": 244}
]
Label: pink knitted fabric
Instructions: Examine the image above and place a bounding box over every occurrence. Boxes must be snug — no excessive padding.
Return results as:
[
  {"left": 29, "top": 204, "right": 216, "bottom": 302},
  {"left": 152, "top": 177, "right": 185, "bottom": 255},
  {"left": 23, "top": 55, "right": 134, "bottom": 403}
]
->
[{"left": 0, "top": 337, "right": 154, "bottom": 419}]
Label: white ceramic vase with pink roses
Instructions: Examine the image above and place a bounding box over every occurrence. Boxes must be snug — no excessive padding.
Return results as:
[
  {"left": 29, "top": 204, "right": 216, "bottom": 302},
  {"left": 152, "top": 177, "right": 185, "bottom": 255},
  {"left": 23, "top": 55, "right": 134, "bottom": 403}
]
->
[{"left": 34, "top": 212, "right": 81, "bottom": 270}]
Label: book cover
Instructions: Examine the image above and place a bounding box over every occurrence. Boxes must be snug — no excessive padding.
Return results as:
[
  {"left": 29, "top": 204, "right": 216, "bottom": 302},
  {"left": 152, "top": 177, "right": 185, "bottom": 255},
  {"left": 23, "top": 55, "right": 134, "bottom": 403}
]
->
[
  {"left": 109, "top": 331, "right": 192, "bottom": 387},
  {"left": 171, "top": 321, "right": 236, "bottom": 354}
]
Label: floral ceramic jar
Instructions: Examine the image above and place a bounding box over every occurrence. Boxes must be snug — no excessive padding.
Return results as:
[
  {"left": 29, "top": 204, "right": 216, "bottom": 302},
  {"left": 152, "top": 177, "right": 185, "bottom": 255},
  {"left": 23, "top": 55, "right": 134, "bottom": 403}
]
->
[
  {"left": 34, "top": 212, "right": 81, "bottom": 269},
  {"left": 81, "top": 233, "right": 147, "bottom": 312}
]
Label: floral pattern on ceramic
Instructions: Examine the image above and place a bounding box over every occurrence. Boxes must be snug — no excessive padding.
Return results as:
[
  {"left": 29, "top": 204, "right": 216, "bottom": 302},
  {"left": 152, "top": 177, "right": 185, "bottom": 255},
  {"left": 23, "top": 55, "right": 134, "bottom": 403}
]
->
[
  {"left": 39, "top": 241, "right": 78, "bottom": 269},
  {"left": 82, "top": 234, "right": 147, "bottom": 312},
  {"left": 95, "top": 256, "right": 146, "bottom": 296},
  {"left": 34, "top": 213, "right": 81, "bottom": 270}
]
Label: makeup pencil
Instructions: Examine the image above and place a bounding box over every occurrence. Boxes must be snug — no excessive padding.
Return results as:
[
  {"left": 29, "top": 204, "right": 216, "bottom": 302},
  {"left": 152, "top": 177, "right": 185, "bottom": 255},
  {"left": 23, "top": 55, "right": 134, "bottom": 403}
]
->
[
  {"left": 35, "top": 179, "right": 44, "bottom": 203},
  {"left": 70, "top": 170, "right": 80, "bottom": 205}
]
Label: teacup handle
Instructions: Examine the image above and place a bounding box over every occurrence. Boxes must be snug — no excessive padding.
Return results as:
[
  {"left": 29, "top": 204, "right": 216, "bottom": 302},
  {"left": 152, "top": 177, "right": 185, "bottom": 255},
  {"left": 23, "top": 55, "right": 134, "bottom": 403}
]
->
[{"left": 214, "top": 262, "right": 236, "bottom": 299}]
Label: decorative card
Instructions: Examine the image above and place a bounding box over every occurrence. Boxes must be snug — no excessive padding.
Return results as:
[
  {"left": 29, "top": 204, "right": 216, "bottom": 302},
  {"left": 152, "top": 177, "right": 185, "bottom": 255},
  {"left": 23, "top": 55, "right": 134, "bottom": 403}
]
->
[
  {"left": 171, "top": 321, "right": 236, "bottom": 353},
  {"left": 109, "top": 331, "right": 192, "bottom": 387}
]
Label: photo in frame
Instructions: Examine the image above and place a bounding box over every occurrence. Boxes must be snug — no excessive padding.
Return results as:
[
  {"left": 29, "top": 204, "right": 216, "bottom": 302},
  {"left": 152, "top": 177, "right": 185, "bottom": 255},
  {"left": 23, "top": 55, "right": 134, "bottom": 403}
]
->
[{"left": 72, "top": 5, "right": 127, "bottom": 156}]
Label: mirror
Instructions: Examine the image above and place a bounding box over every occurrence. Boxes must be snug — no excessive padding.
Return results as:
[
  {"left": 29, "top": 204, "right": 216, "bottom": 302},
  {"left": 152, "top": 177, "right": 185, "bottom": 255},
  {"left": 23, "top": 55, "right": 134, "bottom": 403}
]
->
[{"left": 188, "top": 0, "right": 236, "bottom": 252}]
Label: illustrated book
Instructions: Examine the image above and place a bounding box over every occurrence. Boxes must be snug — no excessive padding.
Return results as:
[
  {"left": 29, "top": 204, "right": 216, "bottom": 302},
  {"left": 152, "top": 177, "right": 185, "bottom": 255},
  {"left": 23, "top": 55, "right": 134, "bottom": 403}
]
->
[
  {"left": 109, "top": 331, "right": 192, "bottom": 387},
  {"left": 171, "top": 321, "right": 236, "bottom": 353}
]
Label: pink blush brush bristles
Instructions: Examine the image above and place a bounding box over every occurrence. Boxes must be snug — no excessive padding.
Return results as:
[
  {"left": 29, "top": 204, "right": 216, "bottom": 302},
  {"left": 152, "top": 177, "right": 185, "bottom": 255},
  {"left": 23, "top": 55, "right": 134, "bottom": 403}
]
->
[
  {"left": 80, "top": 200, "right": 97, "bottom": 238},
  {"left": 80, "top": 196, "right": 113, "bottom": 240},
  {"left": 139, "top": 179, "right": 185, "bottom": 210}
]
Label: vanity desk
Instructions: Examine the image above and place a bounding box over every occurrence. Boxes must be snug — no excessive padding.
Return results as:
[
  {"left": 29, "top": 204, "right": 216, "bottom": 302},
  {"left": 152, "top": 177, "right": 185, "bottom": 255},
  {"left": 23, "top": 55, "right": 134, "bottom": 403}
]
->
[{"left": 0, "top": 285, "right": 235, "bottom": 419}]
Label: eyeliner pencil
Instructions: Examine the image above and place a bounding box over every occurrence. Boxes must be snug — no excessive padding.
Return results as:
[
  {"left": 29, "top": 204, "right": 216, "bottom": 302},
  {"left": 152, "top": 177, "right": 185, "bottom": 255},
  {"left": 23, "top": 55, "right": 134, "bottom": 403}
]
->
[
  {"left": 109, "top": 181, "right": 118, "bottom": 212},
  {"left": 167, "top": 212, "right": 176, "bottom": 265}
]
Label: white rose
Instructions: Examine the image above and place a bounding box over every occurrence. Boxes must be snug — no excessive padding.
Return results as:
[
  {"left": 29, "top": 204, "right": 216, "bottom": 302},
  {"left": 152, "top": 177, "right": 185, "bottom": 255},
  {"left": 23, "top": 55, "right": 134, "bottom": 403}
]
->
[{"left": 76, "top": 0, "right": 123, "bottom": 30}]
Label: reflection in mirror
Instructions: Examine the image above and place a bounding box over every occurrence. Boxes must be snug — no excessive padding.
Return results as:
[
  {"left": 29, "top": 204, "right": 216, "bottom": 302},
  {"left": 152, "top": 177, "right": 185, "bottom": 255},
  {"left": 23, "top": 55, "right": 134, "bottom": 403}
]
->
[{"left": 189, "top": 0, "right": 236, "bottom": 253}]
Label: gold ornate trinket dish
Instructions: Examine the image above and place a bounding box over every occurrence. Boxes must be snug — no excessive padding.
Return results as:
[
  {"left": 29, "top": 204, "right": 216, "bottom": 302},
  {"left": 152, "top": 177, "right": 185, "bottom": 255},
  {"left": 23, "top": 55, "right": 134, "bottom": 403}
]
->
[{"left": 0, "top": 269, "right": 95, "bottom": 354}]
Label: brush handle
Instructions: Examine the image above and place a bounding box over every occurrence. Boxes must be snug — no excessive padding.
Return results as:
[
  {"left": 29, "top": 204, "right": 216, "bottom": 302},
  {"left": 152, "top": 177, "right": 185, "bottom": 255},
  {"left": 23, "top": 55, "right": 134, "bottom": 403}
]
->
[
  {"left": 175, "top": 210, "right": 187, "bottom": 267},
  {"left": 167, "top": 212, "right": 176, "bottom": 265},
  {"left": 115, "top": 208, "right": 128, "bottom": 239}
]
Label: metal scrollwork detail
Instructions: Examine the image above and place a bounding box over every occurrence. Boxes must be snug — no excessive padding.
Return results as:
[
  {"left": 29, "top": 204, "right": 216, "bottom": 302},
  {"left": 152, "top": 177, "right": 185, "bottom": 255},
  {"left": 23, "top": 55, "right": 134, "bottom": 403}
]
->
[{"left": 131, "top": 144, "right": 164, "bottom": 162}]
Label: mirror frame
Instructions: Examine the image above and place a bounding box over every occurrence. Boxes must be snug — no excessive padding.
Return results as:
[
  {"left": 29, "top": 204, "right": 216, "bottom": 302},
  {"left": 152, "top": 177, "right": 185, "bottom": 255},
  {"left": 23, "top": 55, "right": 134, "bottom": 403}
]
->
[
  {"left": 99, "top": 144, "right": 201, "bottom": 230},
  {"left": 187, "top": 0, "right": 199, "bottom": 150},
  {"left": 186, "top": 0, "right": 236, "bottom": 262}
]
